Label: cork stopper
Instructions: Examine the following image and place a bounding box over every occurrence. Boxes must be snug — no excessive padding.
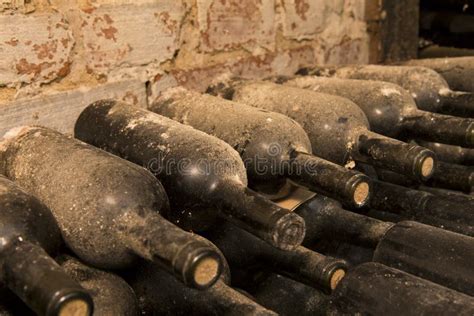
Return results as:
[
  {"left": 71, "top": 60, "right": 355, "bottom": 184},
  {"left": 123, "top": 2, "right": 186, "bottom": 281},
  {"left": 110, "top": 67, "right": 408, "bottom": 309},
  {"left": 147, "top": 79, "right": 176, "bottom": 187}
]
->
[
  {"left": 58, "top": 299, "right": 91, "bottom": 316},
  {"left": 421, "top": 156, "right": 435, "bottom": 178},
  {"left": 193, "top": 257, "right": 220, "bottom": 287},
  {"left": 353, "top": 181, "right": 370, "bottom": 206},
  {"left": 330, "top": 269, "right": 346, "bottom": 290}
]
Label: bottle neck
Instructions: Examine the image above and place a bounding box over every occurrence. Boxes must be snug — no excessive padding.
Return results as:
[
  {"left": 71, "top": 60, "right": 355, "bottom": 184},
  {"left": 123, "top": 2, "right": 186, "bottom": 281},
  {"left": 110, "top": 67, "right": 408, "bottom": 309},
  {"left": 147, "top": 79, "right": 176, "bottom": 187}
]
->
[
  {"left": 289, "top": 151, "right": 371, "bottom": 208},
  {"left": 1, "top": 240, "right": 93, "bottom": 316},
  {"left": 356, "top": 130, "right": 436, "bottom": 181},
  {"left": 213, "top": 181, "right": 306, "bottom": 251},
  {"left": 114, "top": 211, "right": 222, "bottom": 289}
]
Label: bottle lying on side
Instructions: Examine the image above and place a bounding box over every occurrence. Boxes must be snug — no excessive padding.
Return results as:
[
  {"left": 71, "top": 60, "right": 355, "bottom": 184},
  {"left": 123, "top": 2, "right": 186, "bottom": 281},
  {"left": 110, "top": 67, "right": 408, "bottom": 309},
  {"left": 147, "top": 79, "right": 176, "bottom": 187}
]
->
[
  {"left": 278, "top": 75, "right": 474, "bottom": 147},
  {"left": 74, "top": 100, "right": 306, "bottom": 251},
  {"left": 252, "top": 263, "right": 474, "bottom": 316},
  {"left": 297, "top": 64, "right": 474, "bottom": 118},
  {"left": 416, "top": 140, "right": 474, "bottom": 165},
  {"left": 419, "top": 45, "right": 474, "bottom": 59},
  {"left": 150, "top": 87, "right": 371, "bottom": 208},
  {"left": 207, "top": 79, "right": 436, "bottom": 182},
  {"left": 398, "top": 57, "right": 474, "bottom": 93},
  {"left": 0, "top": 175, "right": 93, "bottom": 316},
  {"left": 369, "top": 178, "right": 474, "bottom": 237},
  {"left": 126, "top": 252, "right": 277, "bottom": 316},
  {"left": 203, "top": 220, "right": 348, "bottom": 293},
  {"left": 57, "top": 255, "right": 139, "bottom": 316},
  {"left": 0, "top": 127, "right": 222, "bottom": 289},
  {"left": 269, "top": 183, "right": 474, "bottom": 296},
  {"left": 418, "top": 186, "right": 474, "bottom": 205}
]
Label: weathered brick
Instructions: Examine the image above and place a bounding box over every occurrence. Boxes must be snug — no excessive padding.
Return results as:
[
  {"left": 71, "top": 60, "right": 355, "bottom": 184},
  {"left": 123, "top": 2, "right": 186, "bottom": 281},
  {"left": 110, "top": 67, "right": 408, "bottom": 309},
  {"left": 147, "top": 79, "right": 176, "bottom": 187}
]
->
[
  {"left": 0, "top": 13, "right": 74, "bottom": 87},
  {"left": 0, "top": 80, "right": 146, "bottom": 137},
  {"left": 197, "top": 0, "right": 276, "bottom": 52},
  {"left": 148, "top": 46, "right": 315, "bottom": 103},
  {"left": 80, "top": 1, "right": 184, "bottom": 76},
  {"left": 280, "top": 0, "right": 330, "bottom": 39}
]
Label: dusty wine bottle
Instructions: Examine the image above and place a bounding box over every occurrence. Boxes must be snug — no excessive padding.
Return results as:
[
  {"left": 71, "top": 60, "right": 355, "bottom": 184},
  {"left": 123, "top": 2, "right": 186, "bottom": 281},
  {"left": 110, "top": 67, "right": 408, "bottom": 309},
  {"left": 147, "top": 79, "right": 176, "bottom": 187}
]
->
[
  {"left": 417, "top": 140, "right": 474, "bottom": 165},
  {"left": 329, "top": 262, "right": 474, "bottom": 315},
  {"left": 57, "top": 256, "right": 139, "bottom": 316},
  {"left": 370, "top": 179, "right": 474, "bottom": 236},
  {"left": 204, "top": 221, "right": 347, "bottom": 293},
  {"left": 74, "top": 100, "right": 305, "bottom": 251},
  {"left": 419, "top": 45, "right": 474, "bottom": 59},
  {"left": 425, "top": 161, "right": 473, "bottom": 192},
  {"left": 272, "top": 184, "right": 474, "bottom": 295},
  {"left": 418, "top": 186, "right": 474, "bottom": 205},
  {"left": 298, "top": 64, "right": 474, "bottom": 117},
  {"left": 0, "top": 175, "right": 93, "bottom": 316},
  {"left": 127, "top": 259, "right": 277, "bottom": 316},
  {"left": 254, "top": 264, "right": 474, "bottom": 316},
  {"left": 151, "top": 87, "right": 371, "bottom": 208},
  {"left": 280, "top": 76, "right": 474, "bottom": 147},
  {"left": 0, "top": 127, "right": 222, "bottom": 289},
  {"left": 252, "top": 273, "right": 329, "bottom": 316},
  {"left": 399, "top": 57, "right": 474, "bottom": 93},
  {"left": 207, "top": 79, "right": 436, "bottom": 181}
]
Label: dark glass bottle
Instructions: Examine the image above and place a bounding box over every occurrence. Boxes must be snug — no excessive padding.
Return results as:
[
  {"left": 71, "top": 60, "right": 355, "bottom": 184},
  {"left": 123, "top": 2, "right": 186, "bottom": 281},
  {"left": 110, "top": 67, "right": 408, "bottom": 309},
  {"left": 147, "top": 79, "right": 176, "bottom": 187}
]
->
[
  {"left": 150, "top": 88, "right": 371, "bottom": 208},
  {"left": 273, "top": 184, "right": 474, "bottom": 295},
  {"left": 252, "top": 273, "right": 328, "bottom": 316},
  {"left": 126, "top": 259, "right": 276, "bottom": 316},
  {"left": 57, "top": 256, "right": 139, "bottom": 316},
  {"left": 369, "top": 179, "right": 474, "bottom": 237},
  {"left": 74, "top": 100, "right": 305, "bottom": 251},
  {"left": 329, "top": 262, "right": 474, "bottom": 315},
  {"left": 0, "top": 175, "right": 93, "bottom": 316},
  {"left": 204, "top": 221, "right": 348, "bottom": 293},
  {"left": 254, "top": 264, "right": 474, "bottom": 316},
  {"left": 417, "top": 140, "right": 474, "bottom": 165},
  {"left": 299, "top": 64, "right": 474, "bottom": 118},
  {"left": 207, "top": 80, "right": 436, "bottom": 181},
  {"left": 281, "top": 76, "right": 474, "bottom": 147},
  {"left": 0, "top": 127, "right": 222, "bottom": 289},
  {"left": 400, "top": 57, "right": 474, "bottom": 93}
]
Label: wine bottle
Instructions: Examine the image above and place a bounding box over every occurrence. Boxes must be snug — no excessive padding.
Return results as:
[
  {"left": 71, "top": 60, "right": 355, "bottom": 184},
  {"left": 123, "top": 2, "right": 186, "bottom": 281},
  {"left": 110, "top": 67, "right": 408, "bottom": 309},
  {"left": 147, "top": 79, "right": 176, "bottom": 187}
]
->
[
  {"left": 0, "top": 175, "right": 93, "bottom": 316},
  {"left": 280, "top": 76, "right": 474, "bottom": 147},
  {"left": 57, "top": 255, "right": 139, "bottom": 316},
  {"left": 150, "top": 88, "right": 371, "bottom": 208},
  {"left": 297, "top": 64, "right": 474, "bottom": 117},
  {"left": 207, "top": 80, "right": 436, "bottom": 181},
  {"left": 0, "top": 127, "right": 222, "bottom": 289},
  {"left": 419, "top": 45, "right": 474, "bottom": 59},
  {"left": 399, "top": 57, "right": 474, "bottom": 93},
  {"left": 127, "top": 260, "right": 277, "bottom": 316},
  {"left": 370, "top": 179, "right": 474, "bottom": 236},
  {"left": 425, "top": 161, "right": 474, "bottom": 192},
  {"left": 74, "top": 100, "right": 305, "bottom": 251},
  {"left": 416, "top": 140, "right": 474, "bottom": 165},
  {"left": 329, "top": 262, "right": 474, "bottom": 315},
  {"left": 254, "top": 264, "right": 474, "bottom": 316},
  {"left": 204, "top": 221, "right": 347, "bottom": 293},
  {"left": 273, "top": 183, "right": 474, "bottom": 295},
  {"left": 418, "top": 186, "right": 474, "bottom": 205},
  {"left": 252, "top": 273, "right": 329, "bottom": 316}
]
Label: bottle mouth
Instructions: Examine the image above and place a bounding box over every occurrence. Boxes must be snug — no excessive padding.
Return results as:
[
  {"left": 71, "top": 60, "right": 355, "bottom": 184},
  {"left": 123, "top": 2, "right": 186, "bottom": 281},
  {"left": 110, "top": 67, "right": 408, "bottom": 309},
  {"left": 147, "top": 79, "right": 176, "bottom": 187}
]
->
[
  {"left": 330, "top": 269, "right": 347, "bottom": 291},
  {"left": 271, "top": 212, "right": 306, "bottom": 251},
  {"left": 182, "top": 246, "right": 222, "bottom": 290},
  {"left": 415, "top": 150, "right": 436, "bottom": 181},
  {"left": 321, "top": 259, "right": 348, "bottom": 293},
  {"left": 346, "top": 174, "right": 371, "bottom": 208},
  {"left": 48, "top": 290, "right": 93, "bottom": 316}
]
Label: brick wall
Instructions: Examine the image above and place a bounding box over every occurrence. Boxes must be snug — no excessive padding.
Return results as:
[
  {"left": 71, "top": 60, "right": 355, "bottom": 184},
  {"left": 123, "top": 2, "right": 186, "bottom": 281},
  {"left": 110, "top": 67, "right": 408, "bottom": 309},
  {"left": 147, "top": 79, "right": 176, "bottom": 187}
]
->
[{"left": 0, "top": 0, "right": 372, "bottom": 136}]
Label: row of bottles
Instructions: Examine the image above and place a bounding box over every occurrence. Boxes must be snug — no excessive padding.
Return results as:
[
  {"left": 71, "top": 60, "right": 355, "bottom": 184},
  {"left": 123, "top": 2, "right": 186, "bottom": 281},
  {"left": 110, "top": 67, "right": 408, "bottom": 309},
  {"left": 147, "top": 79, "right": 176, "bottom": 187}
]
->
[{"left": 1, "top": 58, "right": 474, "bottom": 315}]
